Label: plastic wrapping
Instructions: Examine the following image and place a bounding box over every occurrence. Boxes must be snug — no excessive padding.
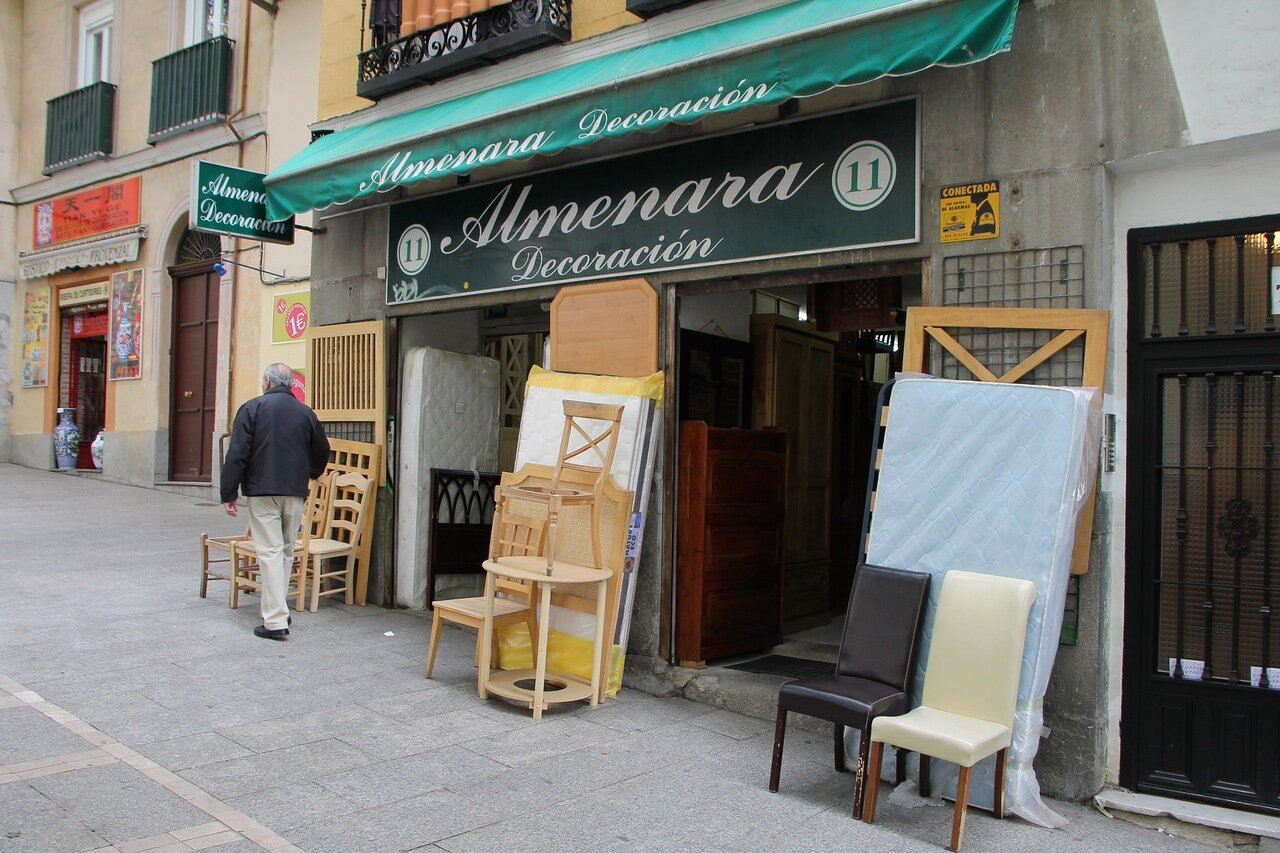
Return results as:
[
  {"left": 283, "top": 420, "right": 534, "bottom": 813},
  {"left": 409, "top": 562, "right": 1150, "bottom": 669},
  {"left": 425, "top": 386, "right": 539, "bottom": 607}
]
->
[
  {"left": 497, "top": 622, "right": 626, "bottom": 695},
  {"left": 862, "top": 377, "right": 1101, "bottom": 829},
  {"left": 510, "top": 368, "right": 663, "bottom": 685}
]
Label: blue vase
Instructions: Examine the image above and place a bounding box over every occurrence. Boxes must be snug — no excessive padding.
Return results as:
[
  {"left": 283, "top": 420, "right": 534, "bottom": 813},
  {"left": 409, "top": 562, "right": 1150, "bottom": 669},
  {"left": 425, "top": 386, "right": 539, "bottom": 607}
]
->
[{"left": 54, "top": 408, "right": 80, "bottom": 469}]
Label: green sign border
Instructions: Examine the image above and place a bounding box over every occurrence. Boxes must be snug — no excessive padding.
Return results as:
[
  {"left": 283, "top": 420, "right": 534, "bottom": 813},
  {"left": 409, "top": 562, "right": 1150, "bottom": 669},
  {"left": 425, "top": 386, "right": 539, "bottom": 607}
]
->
[
  {"left": 191, "top": 160, "right": 295, "bottom": 245},
  {"left": 386, "top": 98, "right": 919, "bottom": 305}
]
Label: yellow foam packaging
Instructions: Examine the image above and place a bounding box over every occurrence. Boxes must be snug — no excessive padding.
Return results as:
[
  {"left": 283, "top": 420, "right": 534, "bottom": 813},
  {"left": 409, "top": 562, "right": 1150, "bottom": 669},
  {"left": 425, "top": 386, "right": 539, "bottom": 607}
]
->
[{"left": 497, "top": 623, "right": 626, "bottom": 696}]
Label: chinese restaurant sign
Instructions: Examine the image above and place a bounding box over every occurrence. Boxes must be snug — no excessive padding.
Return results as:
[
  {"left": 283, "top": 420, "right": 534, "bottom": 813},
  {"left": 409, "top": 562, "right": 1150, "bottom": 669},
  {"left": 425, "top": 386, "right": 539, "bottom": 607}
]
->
[
  {"left": 191, "top": 161, "right": 295, "bottom": 244},
  {"left": 386, "top": 98, "right": 920, "bottom": 305},
  {"left": 34, "top": 177, "right": 141, "bottom": 247},
  {"left": 109, "top": 269, "right": 144, "bottom": 381}
]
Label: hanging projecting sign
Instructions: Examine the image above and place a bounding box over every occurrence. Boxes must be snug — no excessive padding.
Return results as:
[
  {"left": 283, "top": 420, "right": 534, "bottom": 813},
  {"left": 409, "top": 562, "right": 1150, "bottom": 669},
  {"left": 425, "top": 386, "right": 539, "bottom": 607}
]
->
[
  {"left": 939, "top": 180, "right": 1000, "bottom": 243},
  {"left": 386, "top": 98, "right": 920, "bottom": 305},
  {"left": 190, "top": 161, "right": 295, "bottom": 244}
]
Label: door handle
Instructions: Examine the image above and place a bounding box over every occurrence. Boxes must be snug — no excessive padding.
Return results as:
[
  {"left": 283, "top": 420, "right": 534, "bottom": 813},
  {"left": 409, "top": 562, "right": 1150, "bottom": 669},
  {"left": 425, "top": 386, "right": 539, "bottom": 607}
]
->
[{"left": 183, "top": 390, "right": 193, "bottom": 398}]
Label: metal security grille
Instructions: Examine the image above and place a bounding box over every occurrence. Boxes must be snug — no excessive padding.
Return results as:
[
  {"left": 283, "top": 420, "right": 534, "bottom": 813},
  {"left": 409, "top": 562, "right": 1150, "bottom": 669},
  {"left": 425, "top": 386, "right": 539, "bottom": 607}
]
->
[
  {"left": 320, "top": 421, "right": 376, "bottom": 444},
  {"left": 938, "top": 247, "right": 1086, "bottom": 385},
  {"left": 1141, "top": 233, "right": 1276, "bottom": 340}
]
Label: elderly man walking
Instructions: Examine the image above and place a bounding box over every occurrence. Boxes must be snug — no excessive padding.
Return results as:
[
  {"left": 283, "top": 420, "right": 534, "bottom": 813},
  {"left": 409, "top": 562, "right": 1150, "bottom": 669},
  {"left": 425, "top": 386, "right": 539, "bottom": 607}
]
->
[{"left": 220, "top": 363, "right": 330, "bottom": 640}]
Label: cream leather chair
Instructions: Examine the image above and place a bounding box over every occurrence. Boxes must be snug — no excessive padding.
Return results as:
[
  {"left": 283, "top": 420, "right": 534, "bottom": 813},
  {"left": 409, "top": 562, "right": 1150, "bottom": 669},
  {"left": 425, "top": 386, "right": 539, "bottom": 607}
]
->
[{"left": 862, "top": 570, "right": 1036, "bottom": 851}]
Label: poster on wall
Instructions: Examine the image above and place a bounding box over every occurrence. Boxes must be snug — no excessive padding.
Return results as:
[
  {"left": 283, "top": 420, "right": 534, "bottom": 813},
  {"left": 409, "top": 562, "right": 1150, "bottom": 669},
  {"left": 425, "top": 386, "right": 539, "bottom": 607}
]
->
[
  {"left": 289, "top": 368, "right": 306, "bottom": 403},
  {"left": 21, "top": 287, "right": 51, "bottom": 388},
  {"left": 109, "top": 268, "right": 144, "bottom": 381},
  {"left": 271, "top": 291, "right": 310, "bottom": 344}
]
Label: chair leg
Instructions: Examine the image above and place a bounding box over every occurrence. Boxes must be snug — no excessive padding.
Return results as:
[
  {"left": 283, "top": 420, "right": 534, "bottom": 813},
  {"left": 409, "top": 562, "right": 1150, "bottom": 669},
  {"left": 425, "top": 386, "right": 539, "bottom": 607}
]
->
[
  {"left": 344, "top": 557, "right": 355, "bottom": 605},
  {"left": 862, "top": 740, "right": 884, "bottom": 823},
  {"left": 768, "top": 709, "right": 786, "bottom": 793},
  {"left": 309, "top": 557, "right": 322, "bottom": 612},
  {"left": 919, "top": 753, "right": 932, "bottom": 798},
  {"left": 199, "top": 537, "right": 209, "bottom": 598},
  {"left": 950, "top": 764, "right": 972, "bottom": 851},
  {"left": 425, "top": 610, "right": 443, "bottom": 678},
  {"left": 993, "top": 747, "right": 1008, "bottom": 819},
  {"left": 895, "top": 747, "right": 907, "bottom": 784},
  {"left": 852, "top": 726, "right": 872, "bottom": 819},
  {"left": 294, "top": 556, "right": 309, "bottom": 612},
  {"left": 833, "top": 723, "right": 846, "bottom": 772}
]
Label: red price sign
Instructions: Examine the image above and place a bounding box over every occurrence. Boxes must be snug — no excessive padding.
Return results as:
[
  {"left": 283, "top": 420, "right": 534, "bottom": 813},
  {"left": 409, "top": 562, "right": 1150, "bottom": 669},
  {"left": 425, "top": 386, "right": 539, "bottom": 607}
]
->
[{"left": 284, "top": 302, "right": 308, "bottom": 339}]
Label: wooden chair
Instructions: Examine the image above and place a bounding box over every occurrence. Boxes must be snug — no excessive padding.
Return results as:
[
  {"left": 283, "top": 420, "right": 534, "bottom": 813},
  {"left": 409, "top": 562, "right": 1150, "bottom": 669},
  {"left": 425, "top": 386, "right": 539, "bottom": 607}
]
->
[
  {"left": 229, "top": 473, "right": 332, "bottom": 610},
  {"left": 769, "top": 563, "right": 931, "bottom": 819},
  {"left": 478, "top": 401, "right": 629, "bottom": 718},
  {"left": 863, "top": 570, "right": 1037, "bottom": 851},
  {"left": 305, "top": 471, "right": 375, "bottom": 612},
  {"left": 424, "top": 511, "right": 545, "bottom": 679},
  {"left": 200, "top": 530, "right": 250, "bottom": 601}
]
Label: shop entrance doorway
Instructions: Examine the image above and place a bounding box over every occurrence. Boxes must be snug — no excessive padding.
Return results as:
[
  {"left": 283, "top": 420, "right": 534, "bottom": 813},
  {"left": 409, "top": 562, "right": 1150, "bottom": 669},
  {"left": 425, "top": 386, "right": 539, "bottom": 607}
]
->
[
  {"left": 66, "top": 309, "right": 108, "bottom": 469},
  {"left": 1123, "top": 217, "right": 1280, "bottom": 815},
  {"left": 674, "top": 266, "right": 917, "bottom": 667}
]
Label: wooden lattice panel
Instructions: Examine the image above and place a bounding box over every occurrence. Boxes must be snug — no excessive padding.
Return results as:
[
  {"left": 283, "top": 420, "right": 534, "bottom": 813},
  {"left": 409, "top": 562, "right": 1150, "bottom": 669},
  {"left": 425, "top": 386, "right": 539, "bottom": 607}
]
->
[{"left": 309, "top": 319, "right": 386, "bottom": 482}]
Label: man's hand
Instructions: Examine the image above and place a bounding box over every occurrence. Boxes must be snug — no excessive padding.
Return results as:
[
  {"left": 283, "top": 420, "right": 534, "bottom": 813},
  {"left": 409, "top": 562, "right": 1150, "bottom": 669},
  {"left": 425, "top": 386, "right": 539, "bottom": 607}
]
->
[{"left": 223, "top": 501, "right": 238, "bottom": 517}]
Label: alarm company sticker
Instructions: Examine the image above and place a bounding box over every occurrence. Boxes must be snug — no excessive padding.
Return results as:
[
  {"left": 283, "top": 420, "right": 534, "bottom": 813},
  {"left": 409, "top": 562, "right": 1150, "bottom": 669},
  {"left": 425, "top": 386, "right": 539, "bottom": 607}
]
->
[{"left": 940, "top": 180, "right": 1000, "bottom": 243}]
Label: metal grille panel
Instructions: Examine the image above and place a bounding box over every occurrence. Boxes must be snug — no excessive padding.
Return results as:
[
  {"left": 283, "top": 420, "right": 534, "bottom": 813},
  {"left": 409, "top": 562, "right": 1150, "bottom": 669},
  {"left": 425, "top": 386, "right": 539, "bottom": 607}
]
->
[
  {"left": 148, "top": 37, "right": 232, "bottom": 143},
  {"left": 937, "top": 247, "right": 1086, "bottom": 386},
  {"left": 1157, "top": 370, "right": 1278, "bottom": 687},
  {"left": 1142, "top": 231, "right": 1277, "bottom": 339}
]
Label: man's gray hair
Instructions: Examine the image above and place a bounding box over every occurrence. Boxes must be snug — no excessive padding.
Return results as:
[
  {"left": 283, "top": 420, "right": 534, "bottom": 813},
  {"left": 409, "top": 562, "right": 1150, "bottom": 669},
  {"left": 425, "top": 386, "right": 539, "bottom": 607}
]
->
[{"left": 263, "top": 363, "right": 293, "bottom": 389}]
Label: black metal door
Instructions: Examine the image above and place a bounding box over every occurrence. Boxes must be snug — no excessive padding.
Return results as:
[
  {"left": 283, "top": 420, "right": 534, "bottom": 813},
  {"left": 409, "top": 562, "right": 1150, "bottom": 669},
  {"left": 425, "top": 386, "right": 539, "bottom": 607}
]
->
[{"left": 1123, "top": 216, "right": 1280, "bottom": 814}]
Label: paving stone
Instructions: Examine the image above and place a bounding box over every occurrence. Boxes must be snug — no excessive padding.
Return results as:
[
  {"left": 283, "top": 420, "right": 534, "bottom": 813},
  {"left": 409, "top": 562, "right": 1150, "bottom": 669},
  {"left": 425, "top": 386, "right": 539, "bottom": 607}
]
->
[
  {"left": 0, "top": 780, "right": 111, "bottom": 853},
  {"left": 178, "top": 738, "right": 373, "bottom": 799},
  {"left": 313, "top": 744, "right": 509, "bottom": 807},
  {"left": 223, "top": 781, "right": 362, "bottom": 832},
  {"left": 0, "top": 705, "right": 96, "bottom": 766},
  {"left": 26, "top": 762, "right": 212, "bottom": 846},
  {"left": 135, "top": 732, "right": 253, "bottom": 771}
]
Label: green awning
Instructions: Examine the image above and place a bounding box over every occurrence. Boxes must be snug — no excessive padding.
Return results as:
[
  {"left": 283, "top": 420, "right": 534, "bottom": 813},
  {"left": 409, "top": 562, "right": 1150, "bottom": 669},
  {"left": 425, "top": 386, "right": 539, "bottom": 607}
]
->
[{"left": 264, "top": 0, "right": 1017, "bottom": 220}]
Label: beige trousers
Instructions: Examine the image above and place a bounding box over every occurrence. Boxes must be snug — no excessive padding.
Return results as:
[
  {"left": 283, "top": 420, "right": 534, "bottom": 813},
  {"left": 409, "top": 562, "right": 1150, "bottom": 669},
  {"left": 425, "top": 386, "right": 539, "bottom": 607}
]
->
[{"left": 246, "top": 495, "right": 303, "bottom": 631}]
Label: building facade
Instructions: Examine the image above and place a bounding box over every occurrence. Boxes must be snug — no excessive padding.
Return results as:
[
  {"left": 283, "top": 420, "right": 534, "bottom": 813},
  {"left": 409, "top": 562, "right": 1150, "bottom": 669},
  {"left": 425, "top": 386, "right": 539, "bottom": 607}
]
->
[
  {"left": 272, "top": 0, "right": 1276, "bottom": 815},
  {"left": 4, "top": 0, "right": 320, "bottom": 490}
]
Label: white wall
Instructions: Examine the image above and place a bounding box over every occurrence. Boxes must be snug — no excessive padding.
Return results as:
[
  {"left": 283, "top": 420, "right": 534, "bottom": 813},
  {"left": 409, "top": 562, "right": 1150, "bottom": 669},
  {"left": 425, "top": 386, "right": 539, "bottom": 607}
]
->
[
  {"left": 1156, "top": 1, "right": 1280, "bottom": 145},
  {"left": 1103, "top": 128, "right": 1280, "bottom": 784}
]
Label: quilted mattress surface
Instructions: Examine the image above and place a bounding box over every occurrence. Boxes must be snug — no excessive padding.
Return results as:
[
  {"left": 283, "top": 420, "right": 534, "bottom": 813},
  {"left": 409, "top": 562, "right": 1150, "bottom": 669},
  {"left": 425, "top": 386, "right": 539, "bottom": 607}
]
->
[
  {"left": 395, "top": 347, "right": 499, "bottom": 609},
  {"left": 864, "top": 376, "right": 1100, "bottom": 828}
]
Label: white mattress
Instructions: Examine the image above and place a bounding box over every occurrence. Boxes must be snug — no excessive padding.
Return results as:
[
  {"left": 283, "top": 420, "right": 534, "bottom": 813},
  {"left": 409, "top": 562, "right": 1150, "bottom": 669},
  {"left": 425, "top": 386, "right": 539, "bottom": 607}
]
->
[
  {"left": 863, "top": 377, "right": 1101, "bottom": 828},
  {"left": 395, "top": 347, "right": 499, "bottom": 609}
]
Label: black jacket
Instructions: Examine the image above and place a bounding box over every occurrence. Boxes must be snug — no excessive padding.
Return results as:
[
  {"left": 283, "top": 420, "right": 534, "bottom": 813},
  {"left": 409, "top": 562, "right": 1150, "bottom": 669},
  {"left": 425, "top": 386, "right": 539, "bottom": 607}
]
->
[{"left": 220, "top": 385, "right": 330, "bottom": 503}]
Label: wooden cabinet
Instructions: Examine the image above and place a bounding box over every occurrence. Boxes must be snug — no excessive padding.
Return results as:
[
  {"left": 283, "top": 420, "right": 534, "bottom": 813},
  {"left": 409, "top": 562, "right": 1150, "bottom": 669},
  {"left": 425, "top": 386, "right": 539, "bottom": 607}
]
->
[
  {"left": 676, "top": 421, "right": 786, "bottom": 666},
  {"left": 750, "top": 314, "right": 836, "bottom": 633}
]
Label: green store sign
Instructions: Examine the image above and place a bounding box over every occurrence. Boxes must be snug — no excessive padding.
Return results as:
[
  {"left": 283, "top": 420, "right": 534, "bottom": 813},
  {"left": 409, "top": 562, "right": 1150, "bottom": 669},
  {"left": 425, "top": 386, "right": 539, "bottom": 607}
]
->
[
  {"left": 191, "top": 161, "right": 295, "bottom": 244},
  {"left": 386, "top": 97, "right": 919, "bottom": 305}
]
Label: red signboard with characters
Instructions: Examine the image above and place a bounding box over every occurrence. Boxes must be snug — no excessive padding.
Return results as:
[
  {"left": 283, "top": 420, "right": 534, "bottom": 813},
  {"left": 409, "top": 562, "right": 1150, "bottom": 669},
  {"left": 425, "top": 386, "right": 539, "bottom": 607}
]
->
[
  {"left": 35, "top": 177, "right": 142, "bottom": 248},
  {"left": 290, "top": 369, "right": 306, "bottom": 403}
]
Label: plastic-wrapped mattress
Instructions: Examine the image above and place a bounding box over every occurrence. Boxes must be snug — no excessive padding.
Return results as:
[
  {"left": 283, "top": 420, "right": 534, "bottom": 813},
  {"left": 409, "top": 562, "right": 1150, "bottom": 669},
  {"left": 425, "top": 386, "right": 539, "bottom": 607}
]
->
[
  {"left": 863, "top": 376, "right": 1101, "bottom": 828},
  {"left": 395, "top": 347, "right": 499, "bottom": 609}
]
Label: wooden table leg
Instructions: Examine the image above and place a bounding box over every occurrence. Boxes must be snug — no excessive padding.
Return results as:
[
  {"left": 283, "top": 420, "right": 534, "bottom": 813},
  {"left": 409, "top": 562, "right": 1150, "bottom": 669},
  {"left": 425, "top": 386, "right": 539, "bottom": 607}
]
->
[
  {"left": 589, "top": 578, "right": 606, "bottom": 706},
  {"left": 477, "top": 570, "right": 495, "bottom": 699},
  {"left": 532, "top": 582, "right": 552, "bottom": 720}
]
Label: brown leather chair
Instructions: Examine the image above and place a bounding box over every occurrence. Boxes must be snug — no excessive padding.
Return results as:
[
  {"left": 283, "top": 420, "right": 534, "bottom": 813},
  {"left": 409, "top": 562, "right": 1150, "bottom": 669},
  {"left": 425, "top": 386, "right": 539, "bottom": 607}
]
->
[{"left": 769, "top": 562, "right": 931, "bottom": 818}]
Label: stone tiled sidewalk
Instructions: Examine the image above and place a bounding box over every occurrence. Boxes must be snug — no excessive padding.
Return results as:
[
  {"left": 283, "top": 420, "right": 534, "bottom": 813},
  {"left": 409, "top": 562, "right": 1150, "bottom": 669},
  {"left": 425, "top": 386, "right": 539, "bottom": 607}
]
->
[{"left": 0, "top": 465, "right": 1218, "bottom": 852}]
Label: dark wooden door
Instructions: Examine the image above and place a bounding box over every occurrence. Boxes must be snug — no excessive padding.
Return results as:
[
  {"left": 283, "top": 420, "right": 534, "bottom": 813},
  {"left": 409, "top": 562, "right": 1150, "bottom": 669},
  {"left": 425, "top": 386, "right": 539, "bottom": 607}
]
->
[
  {"left": 676, "top": 421, "right": 786, "bottom": 666},
  {"left": 169, "top": 265, "right": 220, "bottom": 481},
  {"left": 1123, "top": 217, "right": 1280, "bottom": 815}
]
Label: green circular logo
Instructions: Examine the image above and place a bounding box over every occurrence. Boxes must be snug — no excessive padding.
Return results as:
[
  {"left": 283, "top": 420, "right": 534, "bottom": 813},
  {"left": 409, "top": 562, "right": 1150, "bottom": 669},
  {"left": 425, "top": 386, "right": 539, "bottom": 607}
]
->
[
  {"left": 832, "top": 141, "right": 896, "bottom": 211},
  {"left": 397, "top": 225, "right": 431, "bottom": 275}
]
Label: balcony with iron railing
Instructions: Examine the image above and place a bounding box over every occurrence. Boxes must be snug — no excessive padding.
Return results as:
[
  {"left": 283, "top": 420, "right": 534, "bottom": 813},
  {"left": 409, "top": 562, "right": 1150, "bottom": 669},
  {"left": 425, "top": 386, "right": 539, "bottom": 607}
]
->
[
  {"left": 148, "top": 36, "right": 233, "bottom": 143},
  {"left": 358, "top": 0, "right": 571, "bottom": 101},
  {"left": 44, "top": 81, "right": 116, "bottom": 175}
]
